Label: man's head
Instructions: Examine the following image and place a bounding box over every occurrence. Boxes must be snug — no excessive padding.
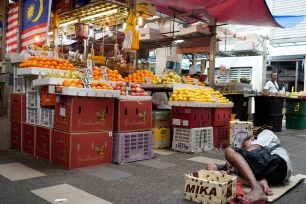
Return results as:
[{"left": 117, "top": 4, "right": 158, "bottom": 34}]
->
[
  {"left": 242, "top": 135, "right": 255, "bottom": 150},
  {"left": 271, "top": 72, "right": 277, "bottom": 82}
]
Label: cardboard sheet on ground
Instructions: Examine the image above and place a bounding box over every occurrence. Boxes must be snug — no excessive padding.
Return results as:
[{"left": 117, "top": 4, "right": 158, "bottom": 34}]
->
[{"left": 242, "top": 175, "right": 305, "bottom": 202}]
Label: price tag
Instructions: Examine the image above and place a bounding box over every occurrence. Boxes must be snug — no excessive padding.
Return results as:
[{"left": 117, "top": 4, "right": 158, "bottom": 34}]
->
[
  {"left": 101, "top": 66, "right": 108, "bottom": 80},
  {"left": 84, "top": 68, "right": 92, "bottom": 76},
  {"left": 87, "top": 59, "right": 94, "bottom": 72},
  {"left": 81, "top": 76, "right": 92, "bottom": 89},
  {"left": 192, "top": 78, "right": 199, "bottom": 86},
  {"left": 144, "top": 76, "right": 151, "bottom": 84},
  {"left": 126, "top": 82, "right": 131, "bottom": 96},
  {"left": 182, "top": 76, "right": 188, "bottom": 84}
]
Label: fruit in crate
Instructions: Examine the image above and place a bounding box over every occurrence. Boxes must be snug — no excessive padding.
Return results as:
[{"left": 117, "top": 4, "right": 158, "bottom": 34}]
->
[
  {"left": 92, "top": 66, "right": 124, "bottom": 82},
  {"left": 185, "top": 76, "right": 205, "bottom": 86},
  {"left": 62, "top": 79, "right": 84, "bottom": 88},
  {"left": 124, "top": 70, "right": 157, "bottom": 83},
  {"left": 47, "top": 70, "right": 82, "bottom": 79},
  {"left": 288, "top": 92, "right": 298, "bottom": 98},
  {"left": 214, "top": 90, "right": 231, "bottom": 103},
  {"left": 90, "top": 81, "right": 113, "bottom": 90},
  {"left": 130, "top": 83, "right": 150, "bottom": 96},
  {"left": 169, "top": 88, "right": 216, "bottom": 102},
  {"left": 153, "top": 72, "right": 183, "bottom": 84},
  {"left": 19, "top": 57, "right": 77, "bottom": 70},
  {"left": 113, "top": 81, "right": 127, "bottom": 96}
]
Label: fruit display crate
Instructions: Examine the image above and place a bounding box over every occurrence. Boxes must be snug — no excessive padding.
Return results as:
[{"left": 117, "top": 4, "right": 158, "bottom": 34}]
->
[
  {"left": 17, "top": 67, "right": 66, "bottom": 76},
  {"left": 39, "top": 108, "right": 54, "bottom": 128},
  {"left": 213, "top": 126, "right": 230, "bottom": 148},
  {"left": 33, "top": 78, "right": 66, "bottom": 86},
  {"left": 172, "top": 127, "right": 214, "bottom": 153},
  {"left": 117, "top": 96, "right": 152, "bottom": 100},
  {"left": 48, "top": 86, "right": 120, "bottom": 98},
  {"left": 25, "top": 75, "right": 40, "bottom": 92},
  {"left": 184, "top": 170, "right": 237, "bottom": 204},
  {"left": 285, "top": 114, "right": 306, "bottom": 130},
  {"left": 26, "top": 92, "right": 41, "bottom": 108},
  {"left": 140, "top": 84, "right": 173, "bottom": 89},
  {"left": 172, "top": 107, "right": 212, "bottom": 128},
  {"left": 26, "top": 108, "right": 40, "bottom": 125},
  {"left": 212, "top": 107, "right": 232, "bottom": 126},
  {"left": 13, "top": 78, "right": 25, "bottom": 93},
  {"left": 112, "top": 131, "right": 154, "bottom": 164}
]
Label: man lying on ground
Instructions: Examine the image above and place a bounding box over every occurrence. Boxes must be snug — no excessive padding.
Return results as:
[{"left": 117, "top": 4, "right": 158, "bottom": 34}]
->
[{"left": 206, "top": 130, "right": 292, "bottom": 203}]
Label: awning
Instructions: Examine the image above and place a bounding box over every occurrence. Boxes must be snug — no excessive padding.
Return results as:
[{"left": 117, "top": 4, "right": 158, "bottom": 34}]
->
[
  {"left": 274, "top": 15, "right": 306, "bottom": 28},
  {"left": 153, "top": 0, "right": 281, "bottom": 27}
]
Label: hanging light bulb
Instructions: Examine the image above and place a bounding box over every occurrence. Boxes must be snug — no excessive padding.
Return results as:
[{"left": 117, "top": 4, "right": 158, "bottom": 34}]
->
[
  {"left": 35, "top": 36, "right": 40, "bottom": 42},
  {"left": 138, "top": 15, "right": 143, "bottom": 26},
  {"left": 105, "top": 23, "right": 110, "bottom": 32}
]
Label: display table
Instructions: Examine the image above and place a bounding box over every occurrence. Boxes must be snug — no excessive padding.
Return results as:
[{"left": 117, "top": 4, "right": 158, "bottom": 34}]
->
[{"left": 253, "top": 96, "right": 285, "bottom": 132}]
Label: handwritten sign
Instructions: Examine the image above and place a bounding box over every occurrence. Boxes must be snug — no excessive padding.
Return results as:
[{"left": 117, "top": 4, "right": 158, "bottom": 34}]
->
[
  {"left": 182, "top": 76, "right": 188, "bottom": 84},
  {"left": 192, "top": 78, "right": 199, "bottom": 86},
  {"left": 87, "top": 59, "right": 94, "bottom": 72},
  {"left": 126, "top": 82, "right": 131, "bottom": 95},
  {"left": 101, "top": 66, "right": 108, "bottom": 80},
  {"left": 144, "top": 76, "right": 151, "bottom": 84},
  {"left": 81, "top": 76, "right": 93, "bottom": 89}
]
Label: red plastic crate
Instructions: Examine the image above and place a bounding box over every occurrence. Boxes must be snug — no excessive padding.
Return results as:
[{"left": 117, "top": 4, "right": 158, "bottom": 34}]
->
[
  {"left": 171, "top": 107, "right": 212, "bottom": 128},
  {"left": 11, "top": 121, "right": 23, "bottom": 150},
  {"left": 112, "top": 131, "right": 154, "bottom": 164},
  {"left": 212, "top": 108, "right": 232, "bottom": 126},
  {"left": 52, "top": 129, "right": 112, "bottom": 169},
  {"left": 213, "top": 126, "right": 230, "bottom": 148},
  {"left": 36, "top": 126, "right": 52, "bottom": 162},
  {"left": 41, "top": 86, "right": 56, "bottom": 106},
  {"left": 54, "top": 96, "right": 114, "bottom": 132},
  {"left": 113, "top": 99, "right": 152, "bottom": 132},
  {"left": 22, "top": 123, "right": 36, "bottom": 156},
  {"left": 10, "top": 93, "right": 26, "bottom": 122}
]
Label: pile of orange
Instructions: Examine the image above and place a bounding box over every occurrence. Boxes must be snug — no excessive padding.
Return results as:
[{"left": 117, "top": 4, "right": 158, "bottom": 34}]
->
[
  {"left": 185, "top": 76, "right": 205, "bottom": 86},
  {"left": 90, "top": 81, "right": 113, "bottom": 90},
  {"left": 124, "top": 70, "right": 157, "bottom": 83},
  {"left": 92, "top": 67, "right": 124, "bottom": 82},
  {"left": 19, "top": 56, "right": 77, "bottom": 71},
  {"left": 62, "top": 79, "right": 84, "bottom": 88}
]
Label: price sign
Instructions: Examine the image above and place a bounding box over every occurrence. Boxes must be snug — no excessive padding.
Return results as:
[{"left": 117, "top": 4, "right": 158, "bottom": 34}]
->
[
  {"left": 84, "top": 68, "right": 92, "bottom": 76},
  {"left": 87, "top": 59, "right": 94, "bottom": 72},
  {"left": 182, "top": 76, "right": 188, "bottom": 84},
  {"left": 81, "top": 76, "right": 92, "bottom": 89},
  {"left": 102, "top": 66, "right": 108, "bottom": 80},
  {"left": 144, "top": 76, "right": 151, "bottom": 84},
  {"left": 126, "top": 82, "right": 131, "bottom": 96},
  {"left": 192, "top": 78, "right": 199, "bottom": 86}
]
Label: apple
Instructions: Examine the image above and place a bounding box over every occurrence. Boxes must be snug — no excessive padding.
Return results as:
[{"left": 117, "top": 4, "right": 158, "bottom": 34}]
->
[
  {"left": 131, "top": 92, "right": 136, "bottom": 96},
  {"left": 135, "top": 84, "right": 141, "bottom": 88},
  {"left": 136, "top": 87, "right": 141, "bottom": 93},
  {"left": 135, "top": 93, "right": 140, "bottom": 96},
  {"left": 131, "top": 88, "right": 136, "bottom": 92},
  {"left": 120, "top": 91, "right": 126, "bottom": 96},
  {"left": 143, "top": 92, "right": 149, "bottom": 96},
  {"left": 121, "top": 87, "right": 126, "bottom": 92},
  {"left": 116, "top": 82, "right": 122, "bottom": 87},
  {"left": 140, "top": 89, "right": 144, "bottom": 93}
]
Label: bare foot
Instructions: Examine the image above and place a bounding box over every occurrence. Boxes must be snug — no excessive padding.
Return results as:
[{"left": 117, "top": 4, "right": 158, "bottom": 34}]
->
[
  {"left": 258, "top": 178, "right": 273, "bottom": 196},
  {"left": 244, "top": 186, "right": 267, "bottom": 203}
]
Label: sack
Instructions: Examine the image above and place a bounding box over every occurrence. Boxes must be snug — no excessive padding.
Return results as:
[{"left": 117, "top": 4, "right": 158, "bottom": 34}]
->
[{"left": 131, "top": 31, "right": 139, "bottom": 50}]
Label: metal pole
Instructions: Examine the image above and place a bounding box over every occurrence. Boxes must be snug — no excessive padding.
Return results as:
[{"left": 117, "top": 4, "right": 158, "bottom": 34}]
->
[
  {"left": 262, "top": 39, "right": 268, "bottom": 89},
  {"left": 295, "top": 60, "right": 298, "bottom": 91},
  {"left": 208, "top": 18, "right": 216, "bottom": 88}
]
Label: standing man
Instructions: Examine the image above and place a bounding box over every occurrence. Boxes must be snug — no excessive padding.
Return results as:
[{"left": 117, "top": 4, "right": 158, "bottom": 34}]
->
[{"left": 264, "top": 72, "right": 279, "bottom": 93}]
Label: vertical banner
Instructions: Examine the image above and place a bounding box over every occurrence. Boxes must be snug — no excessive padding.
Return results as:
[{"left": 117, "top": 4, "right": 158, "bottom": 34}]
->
[{"left": 21, "top": 0, "right": 52, "bottom": 50}]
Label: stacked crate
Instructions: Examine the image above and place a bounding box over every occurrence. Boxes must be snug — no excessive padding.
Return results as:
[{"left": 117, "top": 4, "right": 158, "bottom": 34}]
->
[
  {"left": 212, "top": 107, "right": 232, "bottom": 148},
  {"left": 152, "top": 110, "right": 171, "bottom": 149},
  {"left": 171, "top": 106, "right": 214, "bottom": 153},
  {"left": 229, "top": 121, "right": 253, "bottom": 148},
  {"left": 52, "top": 96, "right": 114, "bottom": 169},
  {"left": 112, "top": 97, "right": 154, "bottom": 164},
  {"left": 285, "top": 98, "right": 306, "bottom": 130}
]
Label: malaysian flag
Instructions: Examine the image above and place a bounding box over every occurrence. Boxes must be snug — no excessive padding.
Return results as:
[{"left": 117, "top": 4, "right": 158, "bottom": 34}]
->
[
  {"left": 6, "top": 4, "right": 19, "bottom": 52},
  {"left": 21, "top": 0, "right": 52, "bottom": 50}
]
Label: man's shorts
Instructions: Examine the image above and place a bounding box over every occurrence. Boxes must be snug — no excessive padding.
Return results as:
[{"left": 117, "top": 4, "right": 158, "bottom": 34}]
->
[{"left": 231, "top": 146, "right": 287, "bottom": 185}]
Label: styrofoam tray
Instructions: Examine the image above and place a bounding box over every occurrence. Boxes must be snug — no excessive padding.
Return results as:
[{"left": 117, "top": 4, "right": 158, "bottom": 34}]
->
[
  {"left": 117, "top": 95, "right": 152, "bottom": 100},
  {"left": 17, "top": 67, "right": 66, "bottom": 75},
  {"left": 169, "top": 101, "right": 217, "bottom": 107},
  {"left": 140, "top": 84, "right": 173, "bottom": 88},
  {"left": 49, "top": 86, "right": 120, "bottom": 98},
  {"left": 33, "top": 78, "right": 66, "bottom": 86}
]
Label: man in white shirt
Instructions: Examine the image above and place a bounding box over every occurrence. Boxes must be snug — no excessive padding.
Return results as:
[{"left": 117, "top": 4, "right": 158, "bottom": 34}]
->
[{"left": 264, "top": 72, "right": 279, "bottom": 93}]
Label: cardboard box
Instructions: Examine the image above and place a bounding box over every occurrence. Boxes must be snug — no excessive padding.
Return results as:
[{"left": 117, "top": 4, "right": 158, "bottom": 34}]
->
[
  {"left": 139, "top": 28, "right": 161, "bottom": 40},
  {"left": 172, "top": 107, "right": 212, "bottom": 128},
  {"left": 10, "top": 93, "right": 26, "bottom": 122},
  {"left": 179, "top": 25, "right": 209, "bottom": 36},
  {"left": 11, "top": 121, "right": 23, "bottom": 151},
  {"left": 136, "top": 0, "right": 156, "bottom": 16},
  {"left": 41, "top": 86, "right": 56, "bottom": 106},
  {"left": 113, "top": 99, "right": 152, "bottom": 132},
  {"left": 36, "top": 126, "right": 52, "bottom": 162},
  {"left": 152, "top": 128, "right": 170, "bottom": 149},
  {"left": 22, "top": 123, "right": 36, "bottom": 156},
  {"left": 229, "top": 121, "right": 253, "bottom": 148},
  {"left": 54, "top": 96, "right": 114, "bottom": 132},
  {"left": 52, "top": 129, "right": 112, "bottom": 169},
  {"left": 184, "top": 170, "right": 237, "bottom": 204}
]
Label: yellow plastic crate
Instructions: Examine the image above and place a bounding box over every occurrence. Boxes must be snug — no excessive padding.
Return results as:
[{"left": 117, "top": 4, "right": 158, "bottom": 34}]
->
[
  {"left": 152, "top": 128, "right": 170, "bottom": 149},
  {"left": 229, "top": 121, "right": 253, "bottom": 148},
  {"left": 184, "top": 170, "right": 237, "bottom": 204}
]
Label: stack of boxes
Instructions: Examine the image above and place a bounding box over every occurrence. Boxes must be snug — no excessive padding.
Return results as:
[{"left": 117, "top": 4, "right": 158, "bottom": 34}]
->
[
  {"left": 151, "top": 110, "right": 171, "bottom": 149},
  {"left": 112, "top": 98, "right": 154, "bottom": 164},
  {"left": 212, "top": 107, "right": 232, "bottom": 148},
  {"left": 171, "top": 107, "right": 214, "bottom": 153},
  {"left": 52, "top": 96, "right": 114, "bottom": 169}
]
